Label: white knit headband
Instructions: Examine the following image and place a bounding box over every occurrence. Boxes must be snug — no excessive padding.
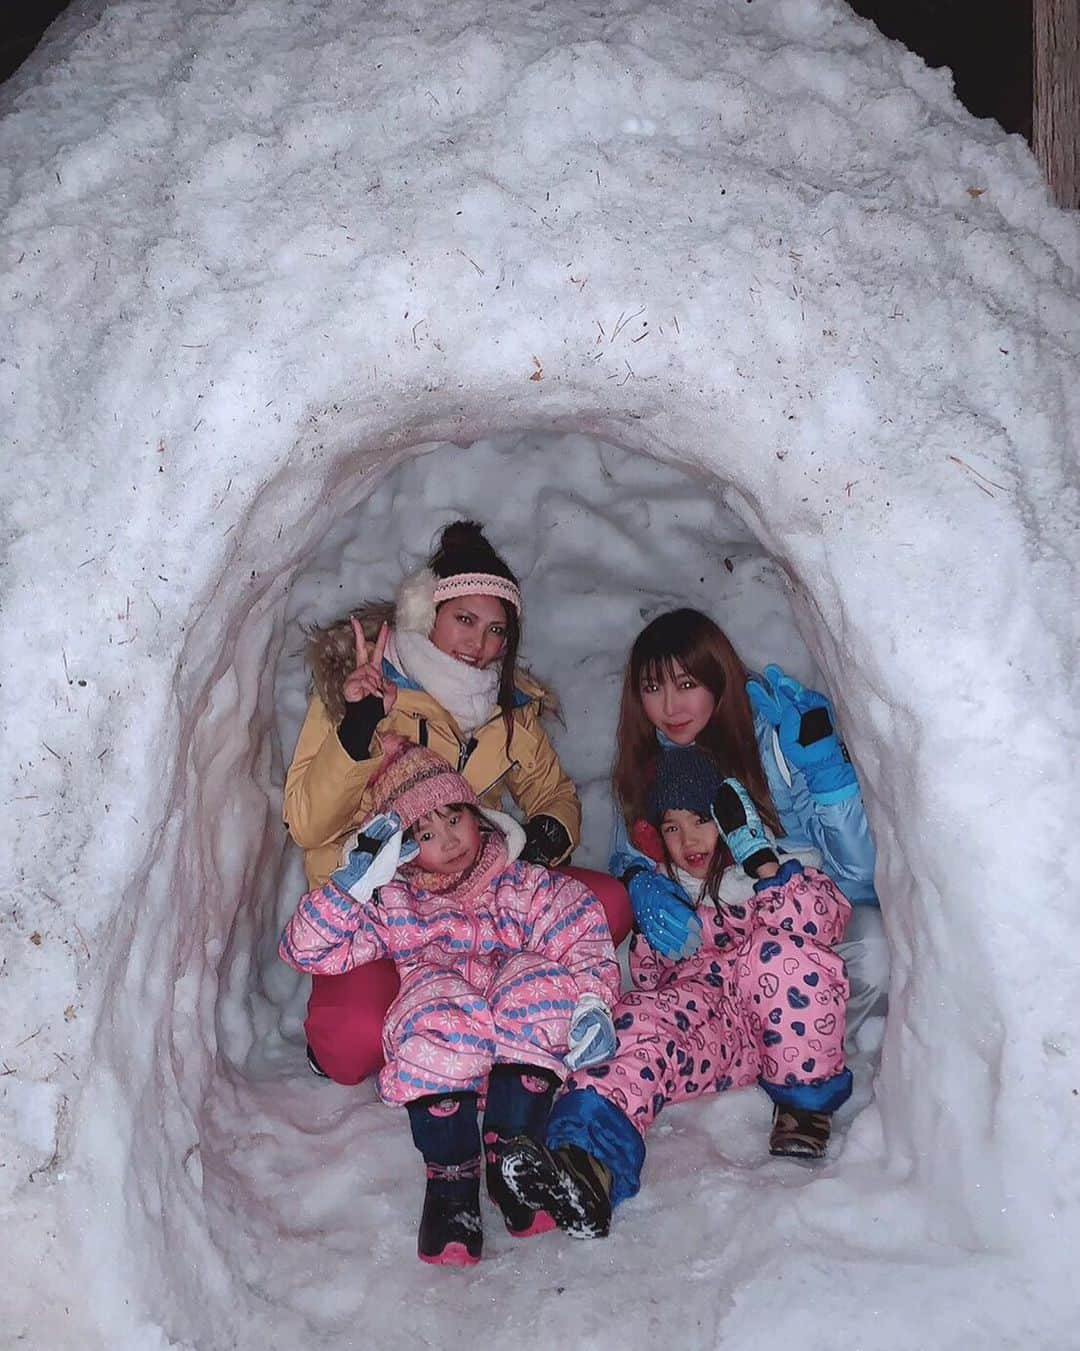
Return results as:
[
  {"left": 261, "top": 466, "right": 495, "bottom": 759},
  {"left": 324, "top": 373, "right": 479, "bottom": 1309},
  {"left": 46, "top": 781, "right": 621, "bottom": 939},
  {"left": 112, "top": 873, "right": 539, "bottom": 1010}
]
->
[{"left": 433, "top": 572, "right": 522, "bottom": 614}]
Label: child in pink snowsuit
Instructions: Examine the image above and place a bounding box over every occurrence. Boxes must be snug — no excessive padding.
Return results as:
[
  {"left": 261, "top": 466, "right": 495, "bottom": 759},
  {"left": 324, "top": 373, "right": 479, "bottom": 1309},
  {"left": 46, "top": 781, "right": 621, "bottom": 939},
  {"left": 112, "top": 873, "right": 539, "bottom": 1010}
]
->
[
  {"left": 497, "top": 745, "right": 852, "bottom": 1238},
  {"left": 280, "top": 738, "right": 620, "bottom": 1266}
]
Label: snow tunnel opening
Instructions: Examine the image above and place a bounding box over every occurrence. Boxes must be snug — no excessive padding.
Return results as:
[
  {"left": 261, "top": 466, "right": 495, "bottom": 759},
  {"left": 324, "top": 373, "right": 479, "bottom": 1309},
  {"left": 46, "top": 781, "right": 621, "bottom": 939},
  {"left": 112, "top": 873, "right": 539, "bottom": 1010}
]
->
[
  {"left": 227, "top": 429, "right": 878, "bottom": 1082},
  {"left": 107, "top": 427, "right": 900, "bottom": 1334}
]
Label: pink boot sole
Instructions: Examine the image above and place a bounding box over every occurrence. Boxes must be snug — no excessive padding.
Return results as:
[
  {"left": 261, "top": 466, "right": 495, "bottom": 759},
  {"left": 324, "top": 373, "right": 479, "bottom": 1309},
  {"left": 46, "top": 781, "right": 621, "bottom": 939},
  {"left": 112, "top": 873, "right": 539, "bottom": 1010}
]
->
[
  {"left": 419, "top": 1242, "right": 481, "bottom": 1267},
  {"left": 507, "top": 1209, "right": 557, "bottom": 1238}
]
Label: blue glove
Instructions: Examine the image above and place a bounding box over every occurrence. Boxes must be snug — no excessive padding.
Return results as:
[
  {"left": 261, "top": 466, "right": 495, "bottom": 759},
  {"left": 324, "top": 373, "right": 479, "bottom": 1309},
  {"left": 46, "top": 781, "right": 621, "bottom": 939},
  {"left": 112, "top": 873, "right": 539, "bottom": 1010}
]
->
[
  {"left": 747, "top": 664, "right": 858, "bottom": 804},
  {"left": 625, "top": 867, "right": 702, "bottom": 960},
  {"left": 563, "top": 994, "right": 617, "bottom": 1070},
  {"left": 711, "top": 778, "right": 778, "bottom": 878},
  {"left": 330, "top": 811, "right": 417, "bottom": 894}
]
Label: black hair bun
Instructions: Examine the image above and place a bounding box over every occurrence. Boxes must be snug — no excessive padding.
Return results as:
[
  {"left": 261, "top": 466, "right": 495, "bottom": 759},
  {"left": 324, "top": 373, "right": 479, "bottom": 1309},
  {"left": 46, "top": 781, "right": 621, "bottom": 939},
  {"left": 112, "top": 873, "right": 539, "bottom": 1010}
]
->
[
  {"left": 438, "top": 519, "right": 488, "bottom": 551},
  {"left": 429, "top": 519, "right": 518, "bottom": 585}
]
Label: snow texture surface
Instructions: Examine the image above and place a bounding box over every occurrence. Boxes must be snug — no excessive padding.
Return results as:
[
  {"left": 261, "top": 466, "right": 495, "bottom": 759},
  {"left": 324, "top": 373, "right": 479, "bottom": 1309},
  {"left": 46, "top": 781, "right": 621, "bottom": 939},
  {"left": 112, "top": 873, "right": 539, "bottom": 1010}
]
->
[{"left": 1, "top": 0, "right": 1078, "bottom": 1347}]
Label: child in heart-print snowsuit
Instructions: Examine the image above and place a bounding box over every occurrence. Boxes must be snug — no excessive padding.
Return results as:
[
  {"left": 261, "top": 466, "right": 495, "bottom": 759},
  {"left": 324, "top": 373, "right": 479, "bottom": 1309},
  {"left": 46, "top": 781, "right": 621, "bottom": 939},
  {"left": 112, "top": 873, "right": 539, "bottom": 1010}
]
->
[
  {"left": 497, "top": 745, "right": 852, "bottom": 1238},
  {"left": 280, "top": 738, "right": 620, "bottom": 1266},
  {"left": 580, "top": 855, "right": 849, "bottom": 1133}
]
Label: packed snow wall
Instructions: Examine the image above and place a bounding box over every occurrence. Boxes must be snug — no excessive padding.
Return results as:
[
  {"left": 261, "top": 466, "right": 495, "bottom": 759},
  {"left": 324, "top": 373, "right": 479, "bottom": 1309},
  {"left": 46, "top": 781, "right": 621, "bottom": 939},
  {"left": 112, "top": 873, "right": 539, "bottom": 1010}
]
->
[{"left": 1, "top": 0, "right": 1077, "bottom": 1347}]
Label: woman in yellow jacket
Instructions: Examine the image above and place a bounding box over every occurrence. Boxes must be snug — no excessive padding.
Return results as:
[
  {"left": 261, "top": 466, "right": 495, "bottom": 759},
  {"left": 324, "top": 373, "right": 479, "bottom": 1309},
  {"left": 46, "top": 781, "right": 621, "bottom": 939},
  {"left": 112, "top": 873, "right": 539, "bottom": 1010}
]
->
[{"left": 284, "top": 520, "right": 631, "bottom": 1083}]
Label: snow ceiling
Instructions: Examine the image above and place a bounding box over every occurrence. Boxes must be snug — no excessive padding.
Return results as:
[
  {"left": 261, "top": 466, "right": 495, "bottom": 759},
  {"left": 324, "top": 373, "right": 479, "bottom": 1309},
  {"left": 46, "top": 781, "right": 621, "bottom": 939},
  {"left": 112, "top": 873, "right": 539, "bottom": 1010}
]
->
[{"left": 1, "top": 0, "right": 1078, "bottom": 1346}]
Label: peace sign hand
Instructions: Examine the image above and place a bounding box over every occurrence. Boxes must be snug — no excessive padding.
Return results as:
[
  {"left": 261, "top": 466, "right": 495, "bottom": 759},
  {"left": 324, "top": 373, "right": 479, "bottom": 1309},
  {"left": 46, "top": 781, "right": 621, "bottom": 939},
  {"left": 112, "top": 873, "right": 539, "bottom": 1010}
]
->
[{"left": 342, "top": 619, "right": 397, "bottom": 713}]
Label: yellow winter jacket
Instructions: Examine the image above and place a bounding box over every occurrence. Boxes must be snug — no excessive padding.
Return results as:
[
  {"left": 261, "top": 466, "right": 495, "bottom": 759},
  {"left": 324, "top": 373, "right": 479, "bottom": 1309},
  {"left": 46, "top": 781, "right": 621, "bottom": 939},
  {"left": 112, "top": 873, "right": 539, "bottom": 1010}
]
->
[{"left": 284, "top": 675, "right": 581, "bottom": 889}]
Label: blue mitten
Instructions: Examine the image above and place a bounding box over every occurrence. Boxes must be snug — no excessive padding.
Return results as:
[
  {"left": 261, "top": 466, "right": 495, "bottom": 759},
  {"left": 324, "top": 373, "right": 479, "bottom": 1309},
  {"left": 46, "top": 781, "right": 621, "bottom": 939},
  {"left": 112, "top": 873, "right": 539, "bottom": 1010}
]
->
[
  {"left": 625, "top": 867, "right": 702, "bottom": 960},
  {"left": 711, "top": 778, "right": 779, "bottom": 878},
  {"left": 330, "top": 811, "right": 417, "bottom": 897},
  {"left": 751, "top": 664, "right": 858, "bottom": 804},
  {"left": 563, "top": 994, "right": 617, "bottom": 1070}
]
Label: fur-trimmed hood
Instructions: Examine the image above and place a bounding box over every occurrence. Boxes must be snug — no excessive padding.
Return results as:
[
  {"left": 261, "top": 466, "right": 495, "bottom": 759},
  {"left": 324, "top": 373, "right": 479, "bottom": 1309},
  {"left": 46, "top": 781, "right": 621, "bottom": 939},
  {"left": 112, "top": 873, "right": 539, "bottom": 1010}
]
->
[{"left": 305, "top": 603, "right": 395, "bottom": 722}]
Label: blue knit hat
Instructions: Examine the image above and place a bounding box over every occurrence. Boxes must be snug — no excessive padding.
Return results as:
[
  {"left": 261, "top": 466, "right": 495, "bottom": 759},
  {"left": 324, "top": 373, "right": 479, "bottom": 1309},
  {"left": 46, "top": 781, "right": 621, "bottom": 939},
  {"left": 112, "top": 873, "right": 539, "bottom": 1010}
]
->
[{"left": 647, "top": 746, "right": 724, "bottom": 824}]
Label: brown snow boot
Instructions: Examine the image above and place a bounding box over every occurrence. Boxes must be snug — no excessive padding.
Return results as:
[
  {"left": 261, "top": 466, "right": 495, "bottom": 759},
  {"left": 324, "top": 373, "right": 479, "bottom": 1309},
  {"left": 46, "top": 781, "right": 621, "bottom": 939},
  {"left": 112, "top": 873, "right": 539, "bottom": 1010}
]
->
[{"left": 768, "top": 1103, "right": 832, "bottom": 1159}]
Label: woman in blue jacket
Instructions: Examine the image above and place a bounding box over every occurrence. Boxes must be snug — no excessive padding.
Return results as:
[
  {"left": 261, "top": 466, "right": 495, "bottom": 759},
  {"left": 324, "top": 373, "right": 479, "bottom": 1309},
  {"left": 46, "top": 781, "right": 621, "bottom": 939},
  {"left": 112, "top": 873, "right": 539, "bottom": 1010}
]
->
[{"left": 609, "top": 610, "right": 887, "bottom": 1076}]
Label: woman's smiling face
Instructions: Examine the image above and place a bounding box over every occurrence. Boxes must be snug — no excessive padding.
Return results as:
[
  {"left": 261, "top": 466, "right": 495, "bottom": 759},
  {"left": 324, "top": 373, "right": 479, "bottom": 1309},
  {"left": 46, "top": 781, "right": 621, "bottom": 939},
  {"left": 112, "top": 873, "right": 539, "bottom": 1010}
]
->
[
  {"left": 639, "top": 661, "right": 718, "bottom": 745},
  {"left": 430, "top": 593, "right": 508, "bottom": 670}
]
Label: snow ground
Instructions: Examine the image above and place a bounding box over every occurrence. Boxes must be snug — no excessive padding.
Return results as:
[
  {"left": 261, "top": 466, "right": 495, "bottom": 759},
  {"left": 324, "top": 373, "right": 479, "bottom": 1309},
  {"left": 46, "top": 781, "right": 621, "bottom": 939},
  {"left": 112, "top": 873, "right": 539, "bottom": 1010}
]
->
[{"left": 1, "top": 0, "right": 1078, "bottom": 1346}]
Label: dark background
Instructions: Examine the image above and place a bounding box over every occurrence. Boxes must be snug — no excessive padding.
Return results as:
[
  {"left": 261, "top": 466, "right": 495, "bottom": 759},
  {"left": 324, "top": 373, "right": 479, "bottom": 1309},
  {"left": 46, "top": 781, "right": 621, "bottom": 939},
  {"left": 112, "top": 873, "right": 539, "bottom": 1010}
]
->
[
  {"left": 4, "top": 1, "right": 74, "bottom": 84},
  {"left": 846, "top": 0, "right": 1033, "bottom": 140},
  {"left": 2, "top": 0, "right": 1034, "bottom": 140}
]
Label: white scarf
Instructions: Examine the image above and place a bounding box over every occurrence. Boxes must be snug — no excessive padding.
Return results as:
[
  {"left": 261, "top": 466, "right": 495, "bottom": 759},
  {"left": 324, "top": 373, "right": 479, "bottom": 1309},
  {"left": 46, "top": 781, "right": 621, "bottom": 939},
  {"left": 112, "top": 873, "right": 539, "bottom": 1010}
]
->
[
  {"left": 673, "top": 863, "right": 755, "bottom": 911},
  {"left": 673, "top": 866, "right": 707, "bottom": 908},
  {"left": 389, "top": 628, "right": 500, "bottom": 735},
  {"left": 673, "top": 846, "right": 822, "bottom": 911}
]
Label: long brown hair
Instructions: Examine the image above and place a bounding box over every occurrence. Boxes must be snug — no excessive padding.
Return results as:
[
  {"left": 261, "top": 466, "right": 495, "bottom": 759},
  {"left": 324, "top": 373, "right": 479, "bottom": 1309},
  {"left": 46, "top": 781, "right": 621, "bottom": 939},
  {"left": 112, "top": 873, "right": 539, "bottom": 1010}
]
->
[{"left": 612, "top": 609, "right": 780, "bottom": 835}]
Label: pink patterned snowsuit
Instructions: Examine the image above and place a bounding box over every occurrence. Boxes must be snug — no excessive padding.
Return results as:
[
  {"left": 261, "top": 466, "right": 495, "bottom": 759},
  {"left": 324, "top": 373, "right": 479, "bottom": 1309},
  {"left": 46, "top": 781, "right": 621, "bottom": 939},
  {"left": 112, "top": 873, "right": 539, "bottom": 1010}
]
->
[
  {"left": 280, "top": 834, "right": 620, "bottom": 1105},
  {"left": 563, "top": 862, "right": 850, "bottom": 1135}
]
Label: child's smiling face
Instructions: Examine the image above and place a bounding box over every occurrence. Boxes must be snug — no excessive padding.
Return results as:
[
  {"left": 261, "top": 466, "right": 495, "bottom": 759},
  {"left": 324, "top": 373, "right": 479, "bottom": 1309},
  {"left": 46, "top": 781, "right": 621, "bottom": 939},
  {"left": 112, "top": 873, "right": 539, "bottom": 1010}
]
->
[
  {"left": 411, "top": 805, "right": 484, "bottom": 874},
  {"left": 660, "top": 808, "right": 720, "bottom": 879}
]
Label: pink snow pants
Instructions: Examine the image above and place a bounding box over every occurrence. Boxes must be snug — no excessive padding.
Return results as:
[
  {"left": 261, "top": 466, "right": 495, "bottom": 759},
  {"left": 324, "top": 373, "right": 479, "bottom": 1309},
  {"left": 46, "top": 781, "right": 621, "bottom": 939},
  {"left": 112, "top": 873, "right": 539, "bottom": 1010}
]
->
[
  {"left": 564, "top": 867, "right": 850, "bottom": 1135},
  {"left": 305, "top": 867, "right": 631, "bottom": 1086},
  {"left": 377, "top": 952, "right": 581, "bottom": 1104}
]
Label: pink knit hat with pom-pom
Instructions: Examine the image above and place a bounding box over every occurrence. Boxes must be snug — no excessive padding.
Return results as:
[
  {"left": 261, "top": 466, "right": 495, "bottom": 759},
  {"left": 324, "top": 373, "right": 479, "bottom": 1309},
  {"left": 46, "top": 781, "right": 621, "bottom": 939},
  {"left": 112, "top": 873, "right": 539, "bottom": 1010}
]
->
[{"left": 370, "top": 739, "right": 478, "bottom": 831}]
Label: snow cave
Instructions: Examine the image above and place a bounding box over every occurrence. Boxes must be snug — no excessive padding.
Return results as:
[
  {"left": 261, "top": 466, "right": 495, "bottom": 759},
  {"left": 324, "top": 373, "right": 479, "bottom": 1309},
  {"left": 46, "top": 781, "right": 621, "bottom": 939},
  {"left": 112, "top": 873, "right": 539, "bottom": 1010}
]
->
[{"left": 1, "top": 2, "right": 1077, "bottom": 1349}]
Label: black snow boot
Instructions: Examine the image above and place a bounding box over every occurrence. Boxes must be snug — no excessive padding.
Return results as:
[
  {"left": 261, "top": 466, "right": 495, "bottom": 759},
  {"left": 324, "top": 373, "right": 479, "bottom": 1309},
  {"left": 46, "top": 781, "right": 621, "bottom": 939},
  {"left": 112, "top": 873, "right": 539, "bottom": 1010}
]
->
[
  {"left": 482, "top": 1064, "right": 559, "bottom": 1237},
  {"left": 498, "top": 1136, "right": 613, "bottom": 1239},
  {"left": 407, "top": 1091, "right": 483, "bottom": 1266},
  {"left": 417, "top": 1159, "right": 483, "bottom": 1266}
]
